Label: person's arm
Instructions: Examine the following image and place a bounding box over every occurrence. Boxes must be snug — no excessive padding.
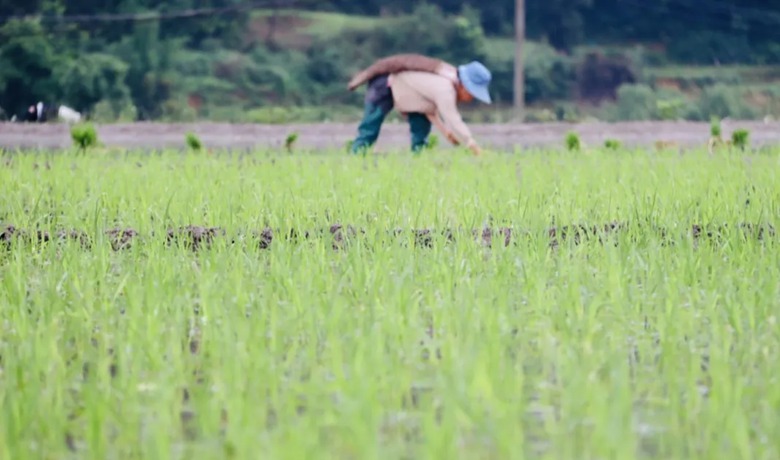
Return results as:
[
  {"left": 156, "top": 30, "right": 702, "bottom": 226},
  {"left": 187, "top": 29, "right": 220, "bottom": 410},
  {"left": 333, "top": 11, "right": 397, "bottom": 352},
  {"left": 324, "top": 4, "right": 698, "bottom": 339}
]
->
[
  {"left": 432, "top": 88, "right": 482, "bottom": 156},
  {"left": 426, "top": 113, "right": 460, "bottom": 145}
]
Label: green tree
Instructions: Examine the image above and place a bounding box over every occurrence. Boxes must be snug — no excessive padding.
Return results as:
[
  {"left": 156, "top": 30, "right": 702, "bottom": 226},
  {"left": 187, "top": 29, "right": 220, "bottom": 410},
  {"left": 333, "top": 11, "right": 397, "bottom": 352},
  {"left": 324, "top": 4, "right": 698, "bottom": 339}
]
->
[
  {"left": 57, "top": 53, "right": 133, "bottom": 116},
  {"left": 0, "top": 18, "right": 62, "bottom": 116},
  {"left": 111, "top": 18, "right": 176, "bottom": 120},
  {"left": 697, "top": 84, "right": 756, "bottom": 120},
  {"left": 336, "top": 3, "right": 488, "bottom": 72},
  {"left": 526, "top": 0, "right": 593, "bottom": 51},
  {"left": 614, "top": 84, "right": 657, "bottom": 121}
]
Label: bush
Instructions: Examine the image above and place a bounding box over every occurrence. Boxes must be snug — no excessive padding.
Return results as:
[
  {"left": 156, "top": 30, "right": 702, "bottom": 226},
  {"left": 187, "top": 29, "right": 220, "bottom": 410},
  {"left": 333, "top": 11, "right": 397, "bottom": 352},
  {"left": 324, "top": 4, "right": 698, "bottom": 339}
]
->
[
  {"left": 0, "top": 19, "right": 61, "bottom": 117},
  {"left": 70, "top": 123, "right": 98, "bottom": 151},
  {"left": 246, "top": 106, "right": 311, "bottom": 124},
  {"left": 698, "top": 84, "right": 756, "bottom": 120},
  {"left": 486, "top": 42, "right": 575, "bottom": 105},
  {"left": 577, "top": 51, "right": 636, "bottom": 103},
  {"left": 650, "top": 87, "right": 691, "bottom": 121},
  {"left": 643, "top": 68, "right": 743, "bottom": 92},
  {"left": 91, "top": 99, "right": 138, "bottom": 123},
  {"left": 56, "top": 52, "right": 132, "bottom": 117},
  {"left": 598, "top": 83, "right": 758, "bottom": 122},
  {"left": 656, "top": 99, "right": 684, "bottom": 120},
  {"left": 337, "top": 3, "right": 488, "bottom": 73},
  {"left": 666, "top": 31, "right": 754, "bottom": 65},
  {"left": 524, "top": 43, "right": 575, "bottom": 104},
  {"left": 554, "top": 103, "right": 581, "bottom": 122},
  {"left": 656, "top": 95, "right": 687, "bottom": 121},
  {"left": 160, "top": 96, "right": 198, "bottom": 122},
  {"left": 614, "top": 84, "right": 657, "bottom": 120},
  {"left": 245, "top": 105, "right": 360, "bottom": 124}
]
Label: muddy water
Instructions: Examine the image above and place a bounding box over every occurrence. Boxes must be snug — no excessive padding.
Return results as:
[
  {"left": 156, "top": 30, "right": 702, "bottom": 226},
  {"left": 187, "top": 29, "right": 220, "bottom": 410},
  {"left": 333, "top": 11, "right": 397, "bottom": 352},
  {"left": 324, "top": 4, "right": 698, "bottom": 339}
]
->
[{"left": 1, "top": 120, "right": 779, "bottom": 151}]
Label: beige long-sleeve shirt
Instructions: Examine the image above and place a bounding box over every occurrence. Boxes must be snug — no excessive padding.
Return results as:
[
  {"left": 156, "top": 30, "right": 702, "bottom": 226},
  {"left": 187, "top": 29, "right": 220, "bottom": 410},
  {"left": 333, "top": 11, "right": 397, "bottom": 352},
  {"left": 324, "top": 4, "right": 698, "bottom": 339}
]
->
[{"left": 388, "top": 70, "right": 476, "bottom": 147}]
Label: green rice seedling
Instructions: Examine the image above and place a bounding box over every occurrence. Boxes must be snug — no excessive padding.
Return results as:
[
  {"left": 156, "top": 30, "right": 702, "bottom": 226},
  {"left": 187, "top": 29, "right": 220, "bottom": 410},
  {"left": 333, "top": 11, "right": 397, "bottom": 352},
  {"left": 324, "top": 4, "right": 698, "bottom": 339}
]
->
[
  {"left": 710, "top": 116, "right": 722, "bottom": 139},
  {"left": 70, "top": 122, "right": 99, "bottom": 152},
  {"left": 565, "top": 131, "right": 581, "bottom": 151},
  {"left": 731, "top": 128, "right": 750, "bottom": 151},
  {"left": 604, "top": 138, "right": 622, "bottom": 150},
  {"left": 426, "top": 133, "right": 440, "bottom": 150},
  {"left": 185, "top": 132, "right": 203, "bottom": 152},
  {"left": 285, "top": 132, "right": 299, "bottom": 153},
  {"left": 1, "top": 145, "right": 779, "bottom": 460}
]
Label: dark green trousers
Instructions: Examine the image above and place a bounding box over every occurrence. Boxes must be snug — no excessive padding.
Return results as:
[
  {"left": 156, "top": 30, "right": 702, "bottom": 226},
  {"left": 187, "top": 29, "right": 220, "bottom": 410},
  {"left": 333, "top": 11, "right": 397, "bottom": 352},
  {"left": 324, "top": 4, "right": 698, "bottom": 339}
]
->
[{"left": 350, "top": 74, "right": 432, "bottom": 155}]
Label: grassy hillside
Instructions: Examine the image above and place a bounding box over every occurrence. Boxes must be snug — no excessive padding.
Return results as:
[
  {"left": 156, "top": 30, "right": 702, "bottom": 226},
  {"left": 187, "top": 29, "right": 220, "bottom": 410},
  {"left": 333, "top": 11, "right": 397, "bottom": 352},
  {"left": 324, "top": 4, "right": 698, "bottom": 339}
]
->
[
  {"left": 249, "top": 9, "right": 512, "bottom": 57},
  {"left": 248, "top": 9, "right": 391, "bottom": 49},
  {"left": 204, "top": 10, "right": 780, "bottom": 122},
  {"left": 248, "top": 10, "right": 780, "bottom": 90}
]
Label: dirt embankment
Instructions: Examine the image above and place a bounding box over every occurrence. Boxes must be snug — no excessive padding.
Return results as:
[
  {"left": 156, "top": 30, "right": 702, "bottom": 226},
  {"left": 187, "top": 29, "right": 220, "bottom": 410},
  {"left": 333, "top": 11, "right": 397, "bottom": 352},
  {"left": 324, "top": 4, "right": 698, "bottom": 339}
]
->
[{"left": 1, "top": 120, "right": 779, "bottom": 151}]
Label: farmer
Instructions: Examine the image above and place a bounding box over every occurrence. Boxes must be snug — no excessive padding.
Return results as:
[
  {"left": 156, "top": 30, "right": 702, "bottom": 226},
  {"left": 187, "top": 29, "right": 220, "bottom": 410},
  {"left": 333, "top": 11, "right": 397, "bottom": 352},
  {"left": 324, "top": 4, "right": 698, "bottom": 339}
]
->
[{"left": 347, "top": 54, "right": 492, "bottom": 156}]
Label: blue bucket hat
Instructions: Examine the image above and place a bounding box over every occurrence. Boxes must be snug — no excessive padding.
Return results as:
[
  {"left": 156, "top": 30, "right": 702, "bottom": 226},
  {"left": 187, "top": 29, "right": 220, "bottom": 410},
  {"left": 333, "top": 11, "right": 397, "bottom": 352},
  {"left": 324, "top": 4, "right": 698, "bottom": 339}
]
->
[{"left": 458, "top": 61, "right": 492, "bottom": 104}]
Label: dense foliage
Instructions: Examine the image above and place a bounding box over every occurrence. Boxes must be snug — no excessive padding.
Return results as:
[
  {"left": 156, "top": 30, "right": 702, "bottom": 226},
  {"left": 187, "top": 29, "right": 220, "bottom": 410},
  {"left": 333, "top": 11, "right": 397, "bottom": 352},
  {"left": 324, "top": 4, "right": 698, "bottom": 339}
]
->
[
  {"left": 0, "top": 0, "right": 778, "bottom": 121},
  {"left": 335, "top": 0, "right": 780, "bottom": 61}
]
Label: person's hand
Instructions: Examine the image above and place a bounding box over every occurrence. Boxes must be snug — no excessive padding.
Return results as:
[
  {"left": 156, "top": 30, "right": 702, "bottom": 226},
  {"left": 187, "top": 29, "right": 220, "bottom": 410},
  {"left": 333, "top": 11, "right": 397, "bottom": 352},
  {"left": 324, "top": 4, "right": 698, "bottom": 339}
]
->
[
  {"left": 467, "top": 140, "right": 482, "bottom": 156},
  {"left": 445, "top": 131, "right": 460, "bottom": 146}
]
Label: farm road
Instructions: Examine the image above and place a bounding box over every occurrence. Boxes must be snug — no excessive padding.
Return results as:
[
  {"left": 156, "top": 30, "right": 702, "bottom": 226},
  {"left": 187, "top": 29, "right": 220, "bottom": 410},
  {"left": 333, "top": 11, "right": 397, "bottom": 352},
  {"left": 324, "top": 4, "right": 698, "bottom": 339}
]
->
[{"left": 2, "top": 120, "right": 779, "bottom": 151}]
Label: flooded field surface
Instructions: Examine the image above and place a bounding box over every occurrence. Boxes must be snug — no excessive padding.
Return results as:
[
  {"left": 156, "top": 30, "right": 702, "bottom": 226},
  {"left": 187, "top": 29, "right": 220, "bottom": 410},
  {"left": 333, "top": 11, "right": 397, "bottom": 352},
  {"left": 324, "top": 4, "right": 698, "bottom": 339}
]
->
[{"left": 2, "top": 120, "right": 780, "bottom": 151}]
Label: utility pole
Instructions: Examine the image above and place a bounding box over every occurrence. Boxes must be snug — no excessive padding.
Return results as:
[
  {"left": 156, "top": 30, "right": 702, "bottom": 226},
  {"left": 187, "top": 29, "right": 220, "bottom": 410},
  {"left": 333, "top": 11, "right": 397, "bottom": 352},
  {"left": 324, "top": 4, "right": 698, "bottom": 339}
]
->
[{"left": 514, "top": 0, "right": 525, "bottom": 121}]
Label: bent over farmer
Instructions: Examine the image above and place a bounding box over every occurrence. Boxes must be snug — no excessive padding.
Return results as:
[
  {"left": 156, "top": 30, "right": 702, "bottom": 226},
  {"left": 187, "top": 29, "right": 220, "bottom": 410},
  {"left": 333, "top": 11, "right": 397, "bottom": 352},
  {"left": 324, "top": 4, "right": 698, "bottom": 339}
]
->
[{"left": 347, "top": 54, "right": 492, "bottom": 156}]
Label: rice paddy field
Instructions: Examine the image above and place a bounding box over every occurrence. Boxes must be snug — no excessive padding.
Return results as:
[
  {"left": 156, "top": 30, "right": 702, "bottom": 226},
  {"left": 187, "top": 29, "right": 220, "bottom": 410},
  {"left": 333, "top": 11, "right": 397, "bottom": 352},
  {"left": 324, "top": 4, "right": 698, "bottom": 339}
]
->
[{"left": 1, "top": 145, "right": 779, "bottom": 460}]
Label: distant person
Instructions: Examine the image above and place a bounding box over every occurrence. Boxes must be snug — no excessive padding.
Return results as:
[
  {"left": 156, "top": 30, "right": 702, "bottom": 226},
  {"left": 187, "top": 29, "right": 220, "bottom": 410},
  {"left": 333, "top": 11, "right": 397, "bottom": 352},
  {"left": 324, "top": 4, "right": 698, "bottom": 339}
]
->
[
  {"left": 347, "top": 54, "right": 492, "bottom": 156},
  {"left": 25, "top": 104, "right": 38, "bottom": 122},
  {"left": 20, "top": 101, "right": 81, "bottom": 124},
  {"left": 24, "top": 102, "right": 49, "bottom": 122}
]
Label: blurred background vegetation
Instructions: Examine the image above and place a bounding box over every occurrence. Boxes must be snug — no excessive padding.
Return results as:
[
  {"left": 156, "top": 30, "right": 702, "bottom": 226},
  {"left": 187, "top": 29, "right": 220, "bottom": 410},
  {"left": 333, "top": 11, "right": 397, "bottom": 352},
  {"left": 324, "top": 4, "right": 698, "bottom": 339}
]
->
[{"left": 1, "top": 0, "right": 778, "bottom": 123}]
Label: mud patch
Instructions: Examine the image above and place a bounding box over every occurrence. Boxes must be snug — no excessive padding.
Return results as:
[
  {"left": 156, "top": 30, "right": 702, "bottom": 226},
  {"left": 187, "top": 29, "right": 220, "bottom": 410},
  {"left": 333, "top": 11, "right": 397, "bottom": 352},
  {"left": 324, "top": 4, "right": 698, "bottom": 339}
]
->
[
  {"left": 166, "top": 226, "right": 226, "bottom": 251},
  {"left": 106, "top": 228, "right": 139, "bottom": 251},
  {"left": 548, "top": 221, "right": 626, "bottom": 248},
  {"left": 330, "top": 223, "right": 362, "bottom": 250},
  {"left": 254, "top": 227, "right": 274, "bottom": 249},
  {"left": 1, "top": 225, "right": 90, "bottom": 248},
  {"left": 474, "top": 226, "right": 514, "bottom": 247}
]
